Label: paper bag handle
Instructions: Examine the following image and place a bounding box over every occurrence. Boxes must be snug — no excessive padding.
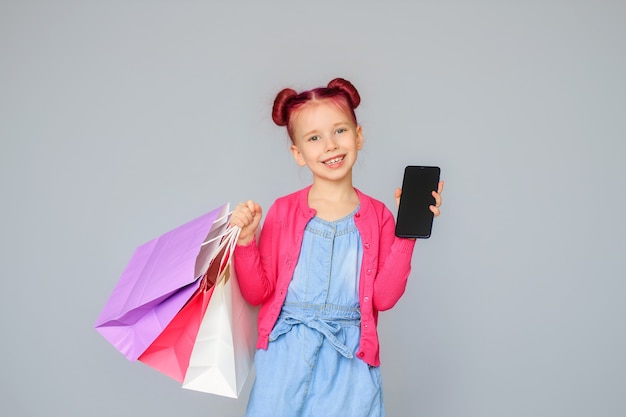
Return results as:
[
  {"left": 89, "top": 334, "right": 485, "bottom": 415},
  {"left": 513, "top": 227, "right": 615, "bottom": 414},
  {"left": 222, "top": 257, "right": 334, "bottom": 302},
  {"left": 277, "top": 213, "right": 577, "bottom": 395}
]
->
[{"left": 199, "top": 225, "right": 241, "bottom": 290}]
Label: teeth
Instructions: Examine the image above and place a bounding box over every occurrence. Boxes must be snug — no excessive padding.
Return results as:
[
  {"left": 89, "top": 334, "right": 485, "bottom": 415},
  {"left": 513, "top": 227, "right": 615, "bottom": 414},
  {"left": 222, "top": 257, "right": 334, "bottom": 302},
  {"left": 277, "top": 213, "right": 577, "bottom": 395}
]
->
[{"left": 325, "top": 157, "right": 343, "bottom": 165}]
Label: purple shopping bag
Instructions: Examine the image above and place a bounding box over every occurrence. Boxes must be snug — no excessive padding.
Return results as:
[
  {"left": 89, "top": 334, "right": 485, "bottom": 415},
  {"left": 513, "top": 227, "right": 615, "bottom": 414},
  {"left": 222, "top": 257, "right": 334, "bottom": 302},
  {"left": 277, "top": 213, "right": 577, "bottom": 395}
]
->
[{"left": 94, "top": 203, "right": 230, "bottom": 361}]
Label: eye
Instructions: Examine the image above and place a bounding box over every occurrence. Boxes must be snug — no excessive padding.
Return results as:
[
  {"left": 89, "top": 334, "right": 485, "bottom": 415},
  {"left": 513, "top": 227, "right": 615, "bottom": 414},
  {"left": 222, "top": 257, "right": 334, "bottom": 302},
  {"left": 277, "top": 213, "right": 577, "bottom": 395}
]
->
[
  {"left": 335, "top": 127, "right": 347, "bottom": 134},
  {"left": 308, "top": 135, "right": 320, "bottom": 142}
]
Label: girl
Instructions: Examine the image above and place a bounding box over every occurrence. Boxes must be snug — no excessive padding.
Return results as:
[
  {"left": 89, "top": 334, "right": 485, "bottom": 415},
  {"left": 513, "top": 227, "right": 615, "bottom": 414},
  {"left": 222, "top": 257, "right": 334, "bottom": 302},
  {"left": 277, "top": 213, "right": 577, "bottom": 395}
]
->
[{"left": 230, "top": 78, "right": 443, "bottom": 417}]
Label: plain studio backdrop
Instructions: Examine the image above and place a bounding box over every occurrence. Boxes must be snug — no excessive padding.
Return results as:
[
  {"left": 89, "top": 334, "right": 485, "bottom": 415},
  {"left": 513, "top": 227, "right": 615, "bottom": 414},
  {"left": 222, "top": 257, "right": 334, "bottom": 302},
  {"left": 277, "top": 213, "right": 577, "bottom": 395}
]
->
[{"left": 1, "top": 1, "right": 624, "bottom": 416}]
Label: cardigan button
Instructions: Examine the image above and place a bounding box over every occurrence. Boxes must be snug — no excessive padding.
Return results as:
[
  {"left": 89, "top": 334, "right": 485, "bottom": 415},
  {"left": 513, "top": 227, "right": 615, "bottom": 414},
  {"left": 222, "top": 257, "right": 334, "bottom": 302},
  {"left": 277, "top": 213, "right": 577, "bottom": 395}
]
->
[
  {"left": 358, "top": 351, "right": 365, "bottom": 358},
  {"left": 364, "top": 242, "right": 370, "bottom": 249},
  {"left": 364, "top": 296, "right": 370, "bottom": 302},
  {"left": 355, "top": 212, "right": 360, "bottom": 218}
]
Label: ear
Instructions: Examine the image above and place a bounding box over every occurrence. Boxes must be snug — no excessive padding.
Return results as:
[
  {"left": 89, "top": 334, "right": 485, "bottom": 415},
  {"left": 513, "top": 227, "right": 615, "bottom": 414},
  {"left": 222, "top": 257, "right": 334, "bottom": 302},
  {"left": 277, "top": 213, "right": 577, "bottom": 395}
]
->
[
  {"left": 356, "top": 125, "right": 364, "bottom": 150},
  {"left": 290, "top": 144, "right": 307, "bottom": 166}
]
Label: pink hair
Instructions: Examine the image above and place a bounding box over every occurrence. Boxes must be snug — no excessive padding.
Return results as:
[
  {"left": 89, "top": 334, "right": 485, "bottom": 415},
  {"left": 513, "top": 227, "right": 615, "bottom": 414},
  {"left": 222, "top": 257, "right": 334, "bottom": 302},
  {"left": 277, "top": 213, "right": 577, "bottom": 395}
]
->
[{"left": 272, "top": 78, "right": 361, "bottom": 142}]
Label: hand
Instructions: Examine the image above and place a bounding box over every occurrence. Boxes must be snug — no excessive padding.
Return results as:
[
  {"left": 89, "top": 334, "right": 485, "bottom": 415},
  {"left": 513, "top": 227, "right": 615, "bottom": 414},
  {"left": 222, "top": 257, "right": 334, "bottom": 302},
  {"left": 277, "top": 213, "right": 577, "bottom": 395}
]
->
[
  {"left": 394, "top": 180, "right": 444, "bottom": 217},
  {"left": 430, "top": 180, "right": 444, "bottom": 217},
  {"left": 229, "top": 200, "right": 263, "bottom": 245}
]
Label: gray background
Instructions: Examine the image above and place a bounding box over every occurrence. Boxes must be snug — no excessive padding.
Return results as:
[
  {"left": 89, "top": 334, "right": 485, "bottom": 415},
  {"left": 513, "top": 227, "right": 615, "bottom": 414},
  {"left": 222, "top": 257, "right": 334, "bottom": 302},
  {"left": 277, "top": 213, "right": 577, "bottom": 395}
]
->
[{"left": 1, "top": 1, "right": 624, "bottom": 416}]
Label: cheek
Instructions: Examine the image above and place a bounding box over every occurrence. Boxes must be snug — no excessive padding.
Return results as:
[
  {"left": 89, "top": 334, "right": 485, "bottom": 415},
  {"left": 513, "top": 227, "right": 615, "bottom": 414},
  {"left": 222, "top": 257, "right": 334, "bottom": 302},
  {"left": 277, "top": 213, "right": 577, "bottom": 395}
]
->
[{"left": 342, "top": 135, "right": 361, "bottom": 150}]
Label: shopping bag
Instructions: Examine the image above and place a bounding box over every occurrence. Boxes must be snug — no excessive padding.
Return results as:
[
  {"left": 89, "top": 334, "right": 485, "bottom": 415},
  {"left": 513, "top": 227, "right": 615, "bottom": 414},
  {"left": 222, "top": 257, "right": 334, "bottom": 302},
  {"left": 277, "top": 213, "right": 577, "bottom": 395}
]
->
[
  {"left": 94, "top": 204, "right": 230, "bottom": 361},
  {"left": 137, "top": 238, "right": 232, "bottom": 382},
  {"left": 137, "top": 286, "right": 215, "bottom": 382},
  {"left": 182, "top": 228, "right": 257, "bottom": 398}
]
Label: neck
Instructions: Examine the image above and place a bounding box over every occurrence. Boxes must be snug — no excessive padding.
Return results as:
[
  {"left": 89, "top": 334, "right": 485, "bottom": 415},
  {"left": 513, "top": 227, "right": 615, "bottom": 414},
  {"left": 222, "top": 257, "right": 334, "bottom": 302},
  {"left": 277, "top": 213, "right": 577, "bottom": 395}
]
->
[{"left": 309, "top": 174, "right": 356, "bottom": 203}]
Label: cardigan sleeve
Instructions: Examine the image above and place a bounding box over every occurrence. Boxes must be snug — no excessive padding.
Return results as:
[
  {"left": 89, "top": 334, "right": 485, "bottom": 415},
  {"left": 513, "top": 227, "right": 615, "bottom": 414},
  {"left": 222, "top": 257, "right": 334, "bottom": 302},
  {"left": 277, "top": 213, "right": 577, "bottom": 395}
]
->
[
  {"left": 371, "top": 205, "right": 416, "bottom": 311},
  {"left": 233, "top": 204, "right": 278, "bottom": 306}
]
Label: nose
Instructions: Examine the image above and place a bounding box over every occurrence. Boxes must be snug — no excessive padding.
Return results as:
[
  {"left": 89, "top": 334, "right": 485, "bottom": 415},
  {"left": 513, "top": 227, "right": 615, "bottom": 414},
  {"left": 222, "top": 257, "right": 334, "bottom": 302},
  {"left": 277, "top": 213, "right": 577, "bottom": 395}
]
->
[{"left": 325, "top": 136, "right": 338, "bottom": 152}]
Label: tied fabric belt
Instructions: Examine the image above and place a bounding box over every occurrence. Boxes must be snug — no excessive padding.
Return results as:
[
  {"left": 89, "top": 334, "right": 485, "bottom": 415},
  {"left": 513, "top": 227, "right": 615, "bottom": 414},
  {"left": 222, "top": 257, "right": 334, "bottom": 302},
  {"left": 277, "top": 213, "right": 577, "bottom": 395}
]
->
[{"left": 268, "top": 304, "right": 361, "bottom": 359}]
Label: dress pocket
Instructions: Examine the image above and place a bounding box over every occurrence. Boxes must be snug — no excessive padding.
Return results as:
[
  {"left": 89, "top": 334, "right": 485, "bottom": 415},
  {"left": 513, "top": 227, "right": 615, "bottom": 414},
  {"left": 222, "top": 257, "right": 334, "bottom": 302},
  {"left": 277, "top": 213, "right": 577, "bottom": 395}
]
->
[{"left": 368, "top": 365, "right": 383, "bottom": 388}]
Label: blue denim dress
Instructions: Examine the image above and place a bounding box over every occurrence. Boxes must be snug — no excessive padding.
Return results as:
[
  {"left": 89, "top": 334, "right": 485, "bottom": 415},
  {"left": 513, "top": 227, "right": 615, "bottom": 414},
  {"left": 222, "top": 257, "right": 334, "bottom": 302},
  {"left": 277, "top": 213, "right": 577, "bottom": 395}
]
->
[{"left": 246, "top": 210, "right": 386, "bottom": 417}]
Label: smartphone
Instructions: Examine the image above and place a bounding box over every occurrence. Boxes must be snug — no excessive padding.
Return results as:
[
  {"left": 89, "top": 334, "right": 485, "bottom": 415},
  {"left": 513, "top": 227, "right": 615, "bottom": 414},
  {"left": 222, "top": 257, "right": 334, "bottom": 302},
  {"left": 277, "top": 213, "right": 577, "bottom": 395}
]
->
[{"left": 395, "top": 166, "right": 441, "bottom": 239}]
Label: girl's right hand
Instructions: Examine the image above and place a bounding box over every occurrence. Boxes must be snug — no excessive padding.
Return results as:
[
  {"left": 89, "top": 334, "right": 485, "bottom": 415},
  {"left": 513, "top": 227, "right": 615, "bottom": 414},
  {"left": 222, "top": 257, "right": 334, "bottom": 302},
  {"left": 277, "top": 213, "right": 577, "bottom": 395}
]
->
[{"left": 229, "top": 200, "right": 263, "bottom": 245}]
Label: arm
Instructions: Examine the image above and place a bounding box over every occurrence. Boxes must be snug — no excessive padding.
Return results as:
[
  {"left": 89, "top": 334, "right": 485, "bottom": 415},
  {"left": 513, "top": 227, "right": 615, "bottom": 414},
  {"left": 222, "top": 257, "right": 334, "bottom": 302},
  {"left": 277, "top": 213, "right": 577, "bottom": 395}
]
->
[
  {"left": 371, "top": 208, "right": 416, "bottom": 311},
  {"left": 232, "top": 203, "right": 278, "bottom": 306},
  {"left": 372, "top": 181, "right": 444, "bottom": 310}
]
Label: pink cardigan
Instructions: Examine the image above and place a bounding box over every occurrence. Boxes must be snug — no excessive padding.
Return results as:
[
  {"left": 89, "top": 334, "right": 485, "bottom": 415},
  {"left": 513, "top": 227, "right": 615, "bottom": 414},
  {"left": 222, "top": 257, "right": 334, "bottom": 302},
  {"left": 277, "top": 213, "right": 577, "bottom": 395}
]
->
[{"left": 233, "top": 186, "right": 416, "bottom": 366}]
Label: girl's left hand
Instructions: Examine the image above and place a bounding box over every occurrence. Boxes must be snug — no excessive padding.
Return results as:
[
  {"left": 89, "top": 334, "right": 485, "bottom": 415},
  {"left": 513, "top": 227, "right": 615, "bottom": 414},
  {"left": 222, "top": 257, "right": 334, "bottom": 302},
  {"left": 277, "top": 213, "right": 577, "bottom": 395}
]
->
[{"left": 394, "top": 180, "right": 444, "bottom": 217}]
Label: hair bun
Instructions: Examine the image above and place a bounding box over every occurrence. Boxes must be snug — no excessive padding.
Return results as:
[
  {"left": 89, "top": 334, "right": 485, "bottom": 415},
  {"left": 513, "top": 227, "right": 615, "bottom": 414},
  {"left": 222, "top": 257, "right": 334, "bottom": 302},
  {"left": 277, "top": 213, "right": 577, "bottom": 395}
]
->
[
  {"left": 272, "top": 88, "right": 298, "bottom": 126},
  {"left": 327, "top": 78, "right": 360, "bottom": 109}
]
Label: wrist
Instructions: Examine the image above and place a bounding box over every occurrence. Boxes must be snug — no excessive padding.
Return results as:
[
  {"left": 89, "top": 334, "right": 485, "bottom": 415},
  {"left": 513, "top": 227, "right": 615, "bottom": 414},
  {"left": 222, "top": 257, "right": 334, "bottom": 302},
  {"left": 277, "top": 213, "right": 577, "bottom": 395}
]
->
[{"left": 237, "top": 234, "right": 255, "bottom": 246}]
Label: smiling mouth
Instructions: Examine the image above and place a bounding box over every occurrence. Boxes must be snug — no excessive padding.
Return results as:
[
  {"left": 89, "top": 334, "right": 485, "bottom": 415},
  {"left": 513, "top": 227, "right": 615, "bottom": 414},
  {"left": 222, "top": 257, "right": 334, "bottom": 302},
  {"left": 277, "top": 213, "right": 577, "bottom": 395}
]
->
[{"left": 323, "top": 156, "right": 345, "bottom": 165}]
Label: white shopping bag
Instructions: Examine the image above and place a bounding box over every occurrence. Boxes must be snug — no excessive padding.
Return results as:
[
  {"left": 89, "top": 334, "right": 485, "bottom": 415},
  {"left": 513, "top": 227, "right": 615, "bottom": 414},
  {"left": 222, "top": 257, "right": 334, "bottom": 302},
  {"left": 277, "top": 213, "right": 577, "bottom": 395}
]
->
[{"left": 182, "top": 228, "right": 257, "bottom": 398}]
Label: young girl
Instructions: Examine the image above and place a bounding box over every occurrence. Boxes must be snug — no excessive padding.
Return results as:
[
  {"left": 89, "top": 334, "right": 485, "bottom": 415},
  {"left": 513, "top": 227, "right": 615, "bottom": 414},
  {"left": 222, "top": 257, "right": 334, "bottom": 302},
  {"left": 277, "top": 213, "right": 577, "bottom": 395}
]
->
[{"left": 230, "top": 78, "right": 443, "bottom": 417}]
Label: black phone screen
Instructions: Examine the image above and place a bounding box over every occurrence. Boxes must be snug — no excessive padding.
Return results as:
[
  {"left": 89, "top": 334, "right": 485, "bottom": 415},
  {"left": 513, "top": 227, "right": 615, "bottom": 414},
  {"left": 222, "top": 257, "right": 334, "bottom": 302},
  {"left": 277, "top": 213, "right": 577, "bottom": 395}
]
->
[{"left": 395, "top": 166, "right": 440, "bottom": 239}]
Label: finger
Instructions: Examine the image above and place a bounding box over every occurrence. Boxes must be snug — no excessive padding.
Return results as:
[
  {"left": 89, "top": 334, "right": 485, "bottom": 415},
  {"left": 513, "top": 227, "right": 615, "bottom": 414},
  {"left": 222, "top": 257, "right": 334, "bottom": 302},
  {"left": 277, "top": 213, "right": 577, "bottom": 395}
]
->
[
  {"left": 429, "top": 205, "right": 440, "bottom": 217},
  {"left": 244, "top": 200, "right": 258, "bottom": 214},
  {"left": 231, "top": 207, "right": 254, "bottom": 227},
  {"left": 394, "top": 188, "right": 402, "bottom": 207},
  {"left": 231, "top": 201, "right": 262, "bottom": 231},
  {"left": 230, "top": 213, "right": 249, "bottom": 228},
  {"left": 437, "top": 180, "right": 444, "bottom": 195},
  {"left": 253, "top": 203, "right": 263, "bottom": 218},
  {"left": 229, "top": 210, "right": 242, "bottom": 227},
  {"left": 432, "top": 190, "right": 442, "bottom": 208},
  {"left": 241, "top": 201, "right": 260, "bottom": 223},
  {"left": 236, "top": 202, "right": 255, "bottom": 221},
  {"left": 250, "top": 213, "right": 262, "bottom": 232}
]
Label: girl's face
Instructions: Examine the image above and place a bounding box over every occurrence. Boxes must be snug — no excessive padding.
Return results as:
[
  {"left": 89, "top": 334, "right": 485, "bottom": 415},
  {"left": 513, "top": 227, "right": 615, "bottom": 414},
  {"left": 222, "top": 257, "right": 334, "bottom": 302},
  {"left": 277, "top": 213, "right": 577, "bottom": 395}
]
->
[{"left": 290, "top": 100, "right": 363, "bottom": 184}]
